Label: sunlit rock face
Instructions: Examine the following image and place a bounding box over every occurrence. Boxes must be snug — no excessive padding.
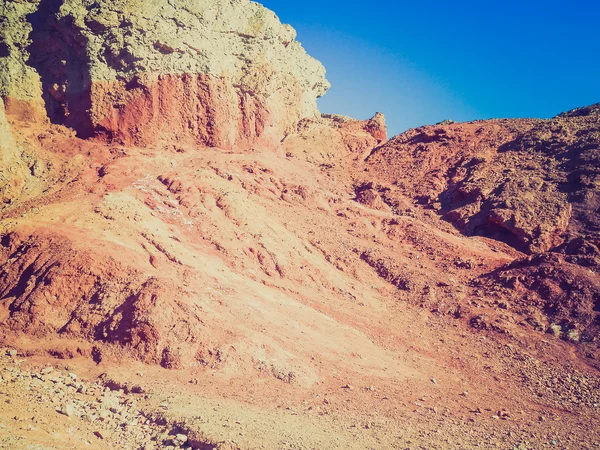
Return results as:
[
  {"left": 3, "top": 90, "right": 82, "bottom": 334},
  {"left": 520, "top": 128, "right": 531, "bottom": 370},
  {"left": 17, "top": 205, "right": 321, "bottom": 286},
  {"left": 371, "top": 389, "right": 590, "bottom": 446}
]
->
[{"left": 0, "top": 0, "right": 330, "bottom": 149}]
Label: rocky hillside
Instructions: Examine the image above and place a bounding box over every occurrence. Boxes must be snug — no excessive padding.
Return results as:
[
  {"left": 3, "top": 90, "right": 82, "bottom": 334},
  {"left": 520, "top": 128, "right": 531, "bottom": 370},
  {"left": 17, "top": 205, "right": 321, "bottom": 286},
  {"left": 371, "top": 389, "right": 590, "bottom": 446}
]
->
[
  {"left": 1, "top": 0, "right": 328, "bottom": 149},
  {"left": 1, "top": 1, "right": 600, "bottom": 449},
  {"left": 364, "top": 106, "right": 600, "bottom": 361},
  {"left": 0, "top": 97, "right": 23, "bottom": 204}
]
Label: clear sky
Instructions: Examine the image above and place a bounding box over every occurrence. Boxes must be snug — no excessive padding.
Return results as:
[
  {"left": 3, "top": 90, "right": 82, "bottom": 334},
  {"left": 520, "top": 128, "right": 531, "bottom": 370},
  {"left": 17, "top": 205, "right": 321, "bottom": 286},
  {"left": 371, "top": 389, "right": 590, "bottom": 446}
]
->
[{"left": 260, "top": 0, "right": 600, "bottom": 136}]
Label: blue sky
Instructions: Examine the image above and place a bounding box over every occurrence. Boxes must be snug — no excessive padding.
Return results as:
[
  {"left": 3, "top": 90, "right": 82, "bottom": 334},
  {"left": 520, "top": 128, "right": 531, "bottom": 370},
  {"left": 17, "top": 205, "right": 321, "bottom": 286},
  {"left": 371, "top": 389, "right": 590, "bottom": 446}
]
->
[{"left": 260, "top": 0, "right": 600, "bottom": 136}]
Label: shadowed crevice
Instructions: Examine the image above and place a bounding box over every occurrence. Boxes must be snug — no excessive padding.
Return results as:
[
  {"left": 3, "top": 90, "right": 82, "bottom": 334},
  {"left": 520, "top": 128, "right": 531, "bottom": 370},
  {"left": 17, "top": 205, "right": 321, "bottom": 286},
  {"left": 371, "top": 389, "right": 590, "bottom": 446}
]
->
[{"left": 26, "top": 0, "right": 95, "bottom": 137}]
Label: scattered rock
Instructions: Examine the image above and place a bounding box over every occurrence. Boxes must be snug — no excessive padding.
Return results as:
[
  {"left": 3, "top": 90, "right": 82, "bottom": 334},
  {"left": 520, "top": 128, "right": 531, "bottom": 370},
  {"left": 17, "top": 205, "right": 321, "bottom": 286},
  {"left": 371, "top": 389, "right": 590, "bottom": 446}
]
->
[
  {"left": 60, "top": 403, "right": 76, "bottom": 417},
  {"left": 94, "top": 431, "right": 105, "bottom": 439},
  {"left": 175, "top": 433, "right": 188, "bottom": 444}
]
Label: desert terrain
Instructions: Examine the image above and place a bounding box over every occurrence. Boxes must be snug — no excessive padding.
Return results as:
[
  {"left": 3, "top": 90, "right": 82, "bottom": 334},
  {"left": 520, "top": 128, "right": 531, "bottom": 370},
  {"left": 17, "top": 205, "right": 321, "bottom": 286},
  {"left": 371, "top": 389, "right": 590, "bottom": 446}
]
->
[{"left": 1, "top": 1, "right": 599, "bottom": 449}]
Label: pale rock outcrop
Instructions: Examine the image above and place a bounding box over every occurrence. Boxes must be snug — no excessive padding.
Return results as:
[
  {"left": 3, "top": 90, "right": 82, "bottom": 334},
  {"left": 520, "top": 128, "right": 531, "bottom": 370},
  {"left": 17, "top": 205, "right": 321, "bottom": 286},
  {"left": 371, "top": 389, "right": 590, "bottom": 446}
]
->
[
  {"left": 283, "top": 112, "right": 387, "bottom": 163},
  {"left": 0, "top": 98, "right": 27, "bottom": 206},
  {"left": 0, "top": 0, "right": 330, "bottom": 149},
  {"left": 0, "top": 0, "right": 45, "bottom": 120}
]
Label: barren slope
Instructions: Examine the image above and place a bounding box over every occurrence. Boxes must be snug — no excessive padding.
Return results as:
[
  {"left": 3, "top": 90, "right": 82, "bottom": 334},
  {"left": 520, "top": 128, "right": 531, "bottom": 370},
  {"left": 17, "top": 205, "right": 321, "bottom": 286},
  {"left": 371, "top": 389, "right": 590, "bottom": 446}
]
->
[
  {"left": 1, "top": 1, "right": 600, "bottom": 449},
  {"left": 0, "top": 107, "right": 599, "bottom": 448}
]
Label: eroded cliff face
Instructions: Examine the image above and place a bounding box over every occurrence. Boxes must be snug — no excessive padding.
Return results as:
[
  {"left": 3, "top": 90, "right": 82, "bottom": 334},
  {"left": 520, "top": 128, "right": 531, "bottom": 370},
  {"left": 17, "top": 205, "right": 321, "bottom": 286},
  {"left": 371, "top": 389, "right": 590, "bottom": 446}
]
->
[
  {"left": 0, "top": 0, "right": 329, "bottom": 149},
  {"left": 0, "top": 1, "right": 45, "bottom": 119},
  {"left": 0, "top": 98, "right": 28, "bottom": 206}
]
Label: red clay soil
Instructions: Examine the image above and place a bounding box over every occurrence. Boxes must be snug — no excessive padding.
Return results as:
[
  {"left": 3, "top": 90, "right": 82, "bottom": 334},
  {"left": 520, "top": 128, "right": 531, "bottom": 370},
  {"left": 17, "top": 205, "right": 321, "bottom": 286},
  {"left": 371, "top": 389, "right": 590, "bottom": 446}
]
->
[{"left": 1, "top": 103, "right": 600, "bottom": 448}]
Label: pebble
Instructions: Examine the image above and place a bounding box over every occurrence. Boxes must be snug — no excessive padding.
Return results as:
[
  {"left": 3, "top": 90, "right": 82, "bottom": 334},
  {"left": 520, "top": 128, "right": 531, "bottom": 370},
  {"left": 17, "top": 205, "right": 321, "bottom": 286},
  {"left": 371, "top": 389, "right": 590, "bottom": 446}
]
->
[
  {"left": 94, "top": 431, "right": 105, "bottom": 439},
  {"left": 60, "top": 403, "right": 76, "bottom": 417}
]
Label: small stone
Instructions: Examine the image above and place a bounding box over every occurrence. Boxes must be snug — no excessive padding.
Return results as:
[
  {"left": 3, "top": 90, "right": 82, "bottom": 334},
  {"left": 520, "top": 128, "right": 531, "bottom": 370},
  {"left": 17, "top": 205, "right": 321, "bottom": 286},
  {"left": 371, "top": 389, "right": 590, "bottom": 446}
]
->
[
  {"left": 431, "top": 378, "right": 437, "bottom": 385},
  {"left": 341, "top": 384, "right": 353, "bottom": 390},
  {"left": 60, "top": 403, "right": 76, "bottom": 417},
  {"left": 175, "top": 434, "right": 188, "bottom": 444},
  {"left": 7, "top": 350, "right": 17, "bottom": 357}
]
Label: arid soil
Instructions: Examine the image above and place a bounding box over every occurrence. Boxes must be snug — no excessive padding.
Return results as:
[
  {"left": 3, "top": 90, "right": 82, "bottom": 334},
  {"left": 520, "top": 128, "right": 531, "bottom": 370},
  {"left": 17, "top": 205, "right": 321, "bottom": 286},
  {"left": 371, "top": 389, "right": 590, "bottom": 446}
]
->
[
  {"left": 1, "top": 104, "right": 600, "bottom": 449},
  {"left": 1, "top": 1, "right": 600, "bottom": 448}
]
